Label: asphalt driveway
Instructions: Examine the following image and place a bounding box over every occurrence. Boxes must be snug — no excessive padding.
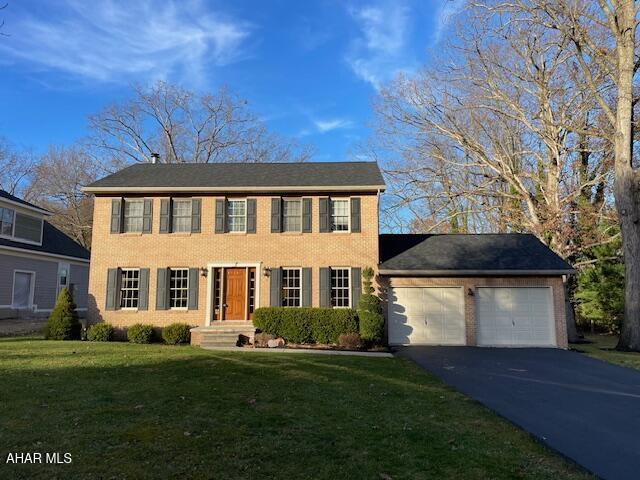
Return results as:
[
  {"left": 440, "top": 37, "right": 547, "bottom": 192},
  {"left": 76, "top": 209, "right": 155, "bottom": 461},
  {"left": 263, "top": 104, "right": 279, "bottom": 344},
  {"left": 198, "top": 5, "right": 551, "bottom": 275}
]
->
[{"left": 397, "top": 347, "right": 640, "bottom": 480}]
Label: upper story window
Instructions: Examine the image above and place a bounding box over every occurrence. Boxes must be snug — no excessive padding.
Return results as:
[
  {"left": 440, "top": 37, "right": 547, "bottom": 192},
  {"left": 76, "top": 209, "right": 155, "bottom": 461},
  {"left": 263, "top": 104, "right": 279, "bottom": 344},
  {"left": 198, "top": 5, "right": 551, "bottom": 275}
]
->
[
  {"left": 227, "top": 199, "right": 246, "bottom": 233},
  {"left": 330, "top": 199, "right": 349, "bottom": 232},
  {"left": 0, "top": 207, "right": 14, "bottom": 236},
  {"left": 119, "top": 268, "right": 140, "bottom": 309},
  {"left": 172, "top": 199, "right": 192, "bottom": 233},
  {"left": 123, "top": 200, "right": 144, "bottom": 233},
  {"left": 331, "top": 268, "right": 350, "bottom": 307},
  {"left": 281, "top": 268, "right": 301, "bottom": 307},
  {"left": 282, "top": 199, "right": 302, "bottom": 232}
]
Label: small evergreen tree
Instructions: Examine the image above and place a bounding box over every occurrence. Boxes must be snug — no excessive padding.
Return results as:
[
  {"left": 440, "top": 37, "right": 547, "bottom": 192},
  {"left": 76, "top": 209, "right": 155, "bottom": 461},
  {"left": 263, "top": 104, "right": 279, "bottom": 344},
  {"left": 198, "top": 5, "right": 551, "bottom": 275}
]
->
[
  {"left": 45, "top": 288, "right": 81, "bottom": 340},
  {"left": 358, "top": 267, "right": 384, "bottom": 343}
]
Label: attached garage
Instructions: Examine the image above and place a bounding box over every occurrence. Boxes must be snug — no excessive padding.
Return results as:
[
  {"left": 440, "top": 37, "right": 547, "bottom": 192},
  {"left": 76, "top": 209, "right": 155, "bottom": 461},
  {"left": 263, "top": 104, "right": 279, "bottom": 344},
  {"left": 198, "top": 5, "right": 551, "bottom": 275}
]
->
[{"left": 379, "top": 234, "right": 576, "bottom": 349}]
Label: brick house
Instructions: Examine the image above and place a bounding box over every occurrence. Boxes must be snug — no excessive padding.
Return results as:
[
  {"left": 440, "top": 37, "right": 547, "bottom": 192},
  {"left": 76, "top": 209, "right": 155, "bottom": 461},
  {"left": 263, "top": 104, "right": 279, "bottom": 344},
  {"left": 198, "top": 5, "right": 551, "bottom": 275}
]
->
[{"left": 83, "top": 161, "right": 574, "bottom": 348}]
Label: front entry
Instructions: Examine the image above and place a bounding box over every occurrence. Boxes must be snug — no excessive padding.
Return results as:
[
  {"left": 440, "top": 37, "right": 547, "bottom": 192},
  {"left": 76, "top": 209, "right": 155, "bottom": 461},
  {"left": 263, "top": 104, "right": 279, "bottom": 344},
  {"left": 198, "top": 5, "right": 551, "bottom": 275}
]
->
[{"left": 224, "top": 268, "right": 246, "bottom": 320}]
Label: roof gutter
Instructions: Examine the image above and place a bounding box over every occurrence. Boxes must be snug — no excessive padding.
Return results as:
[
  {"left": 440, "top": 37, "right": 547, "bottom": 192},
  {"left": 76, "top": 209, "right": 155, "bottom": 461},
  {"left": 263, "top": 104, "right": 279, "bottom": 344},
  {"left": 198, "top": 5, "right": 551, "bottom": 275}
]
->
[
  {"left": 0, "top": 197, "right": 52, "bottom": 216},
  {"left": 82, "top": 185, "right": 387, "bottom": 194},
  {"left": 378, "top": 268, "right": 577, "bottom": 276}
]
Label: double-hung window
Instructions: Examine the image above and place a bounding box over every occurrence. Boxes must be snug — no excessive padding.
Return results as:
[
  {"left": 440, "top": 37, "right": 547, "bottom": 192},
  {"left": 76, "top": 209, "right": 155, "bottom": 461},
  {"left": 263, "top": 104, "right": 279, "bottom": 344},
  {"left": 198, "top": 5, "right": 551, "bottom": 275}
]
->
[
  {"left": 330, "top": 199, "right": 349, "bottom": 232},
  {"left": 172, "top": 199, "right": 192, "bottom": 233},
  {"left": 331, "top": 268, "right": 350, "bottom": 307},
  {"left": 0, "top": 207, "right": 14, "bottom": 236},
  {"left": 282, "top": 268, "right": 302, "bottom": 307},
  {"left": 282, "top": 199, "right": 302, "bottom": 232},
  {"left": 123, "top": 200, "right": 144, "bottom": 233},
  {"left": 169, "top": 268, "right": 189, "bottom": 308},
  {"left": 119, "top": 269, "right": 140, "bottom": 309},
  {"left": 227, "top": 200, "right": 246, "bottom": 232}
]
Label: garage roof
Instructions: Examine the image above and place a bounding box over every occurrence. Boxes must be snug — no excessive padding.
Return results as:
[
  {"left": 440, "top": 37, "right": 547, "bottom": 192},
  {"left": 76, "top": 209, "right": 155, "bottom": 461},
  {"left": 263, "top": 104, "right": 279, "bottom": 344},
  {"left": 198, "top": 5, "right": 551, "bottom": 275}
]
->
[{"left": 379, "top": 234, "right": 575, "bottom": 275}]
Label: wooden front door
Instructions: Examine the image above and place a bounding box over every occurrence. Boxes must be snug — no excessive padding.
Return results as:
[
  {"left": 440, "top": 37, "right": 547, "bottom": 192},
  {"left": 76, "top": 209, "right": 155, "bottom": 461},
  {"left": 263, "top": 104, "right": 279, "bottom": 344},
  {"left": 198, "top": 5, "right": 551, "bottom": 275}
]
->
[{"left": 224, "top": 268, "right": 246, "bottom": 320}]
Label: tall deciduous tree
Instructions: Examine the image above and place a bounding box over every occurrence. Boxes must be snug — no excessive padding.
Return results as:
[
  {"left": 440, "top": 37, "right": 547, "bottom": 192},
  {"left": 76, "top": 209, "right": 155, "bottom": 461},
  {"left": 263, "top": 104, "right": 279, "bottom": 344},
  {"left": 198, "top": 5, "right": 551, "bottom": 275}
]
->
[{"left": 0, "top": 137, "right": 34, "bottom": 195}]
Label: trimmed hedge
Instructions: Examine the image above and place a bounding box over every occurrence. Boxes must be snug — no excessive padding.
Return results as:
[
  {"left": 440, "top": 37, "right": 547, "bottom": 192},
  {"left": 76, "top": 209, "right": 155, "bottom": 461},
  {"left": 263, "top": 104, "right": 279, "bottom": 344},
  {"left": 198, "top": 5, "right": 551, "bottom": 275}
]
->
[
  {"left": 162, "top": 323, "right": 191, "bottom": 345},
  {"left": 253, "top": 307, "right": 358, "bottom": 344},
  {"left": 87, "top": 323, "right": 115, "bottom": 342},
  {"left": 127, "top": 323, "right": 154, "bottom": 344},
  {"left": 44, "top": 288, "right": 81, "bottom": 340}
]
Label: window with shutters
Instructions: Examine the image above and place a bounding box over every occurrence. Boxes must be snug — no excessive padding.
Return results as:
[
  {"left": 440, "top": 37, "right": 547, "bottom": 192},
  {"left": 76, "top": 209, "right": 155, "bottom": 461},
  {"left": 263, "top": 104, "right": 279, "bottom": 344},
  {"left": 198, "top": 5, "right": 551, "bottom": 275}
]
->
[
  {"left": 281, "top": 268, "right": 302, "bottom": 307},
  {"left": 282, "top": 199, "right": 302, "bottom": 232},
  {"left": 172, "top": 199, "right": 192, "bottom": 232},
  {"left": 123, "top": 200, "right": 144, "bottom": 233},
  {"left": 0, "top": 207, "right": 14, "bottom": 236},
  {"left": 169, "top": 268, "right": 189, "bottom": 309},
  {"left": 227, "top": 199, "right": 246, "bottom": 232},
  {"left": 330, "top": 199, "right": 349, "bottom": 232},
  {"left": 119, "top": 269, "right": 140, "bottom": 309},
  {"left": 331, "top": 268, "right": 350, "bottom": 307}
]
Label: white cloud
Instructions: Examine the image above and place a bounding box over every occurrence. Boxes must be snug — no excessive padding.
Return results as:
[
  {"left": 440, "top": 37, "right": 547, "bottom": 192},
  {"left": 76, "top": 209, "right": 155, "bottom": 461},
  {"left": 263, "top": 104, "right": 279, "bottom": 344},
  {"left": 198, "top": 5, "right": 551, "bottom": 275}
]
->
[
  {"left": 313, "top": 118, "right": 353, "bottom": 133},
  {"left": 432, "top": 0, "right": 466, "bottom": 45},
  {"left": 0, "top": 0, "right": 251, "bottom": 84}
]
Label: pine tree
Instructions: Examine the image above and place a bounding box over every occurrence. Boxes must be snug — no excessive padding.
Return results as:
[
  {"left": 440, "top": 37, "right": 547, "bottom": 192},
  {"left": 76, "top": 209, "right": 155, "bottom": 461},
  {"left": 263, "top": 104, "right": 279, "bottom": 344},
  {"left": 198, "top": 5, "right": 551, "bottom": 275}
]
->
[
  {"left": 358, "top": 267, "right": 384, "bottom": 343},
  {"left": 45, "top": 288, "right": 81, "bottom": 340}
]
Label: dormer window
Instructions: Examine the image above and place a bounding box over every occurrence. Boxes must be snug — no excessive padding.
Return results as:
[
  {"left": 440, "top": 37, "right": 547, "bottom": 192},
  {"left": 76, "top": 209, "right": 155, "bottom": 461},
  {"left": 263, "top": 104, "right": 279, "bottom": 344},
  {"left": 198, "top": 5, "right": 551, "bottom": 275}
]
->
[
  {"left": 0, "top": 207, "right": 14, "bottom": 236},
  {"left": 0, "top": 205, "right": 42, "bottom": 244}
]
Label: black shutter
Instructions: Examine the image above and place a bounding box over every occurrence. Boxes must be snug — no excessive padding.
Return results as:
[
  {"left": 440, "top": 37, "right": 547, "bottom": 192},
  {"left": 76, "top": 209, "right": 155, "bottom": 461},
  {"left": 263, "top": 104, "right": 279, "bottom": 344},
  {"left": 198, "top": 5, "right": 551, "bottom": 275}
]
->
[
  {"left": 188, "top": 268, "right": 199, "bottom": 310},
  {"left": 156, "top": 268, "right": 168, "bottom": 310},
  {"left": 302, "top": 268, "right": 312, "bottom": 307},
  {"left": 350, "top": 198, "right": 361, "bottom": 233},
  {"left": 159, "top": 199, "right": 171, "bottom": 233},
  {"left": 319, "top": 198, "right": 330, "bottom": 233},
  {"left": 142, "top": 199, "right": 153, "bottom": 233},
  {"left": 270, "top": 267, "right": 282, "bottom": 306},
  {"left": 138, "top": 268, "right": 150, "bottom": 310},
  {"left": 105, "top": 268, "right": 119, "bottom": 310},
  {"left": 191, "top": 198, "right": 201, "bottom": 233},
  {"left": 110, "top": 198, "right": 122, "bottom": 234},
  {"left": 302, "top": 198, "right": 312, "bottom": 233},
  {"left": 350, "top": 267, "right": 362, "bottom": 308},
  {"left": 319, "top": 267, "right": 331, "bottom": 307},
  {"left": 215, "top": 198, "right": 226, "bottom": 233},
  {"left": 246, "top": 199, "right": 257, "bottom": 234},
  {"left": 271, "top": 197, "right": 281, "bottom": 233}
]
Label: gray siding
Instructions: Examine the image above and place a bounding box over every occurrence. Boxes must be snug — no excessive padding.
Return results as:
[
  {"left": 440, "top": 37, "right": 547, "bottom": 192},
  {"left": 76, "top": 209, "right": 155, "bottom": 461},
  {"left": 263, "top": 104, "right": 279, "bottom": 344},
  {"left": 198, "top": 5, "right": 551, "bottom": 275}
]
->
[{"left": 70, "top": 264, "right": 89, "bottom": 309}]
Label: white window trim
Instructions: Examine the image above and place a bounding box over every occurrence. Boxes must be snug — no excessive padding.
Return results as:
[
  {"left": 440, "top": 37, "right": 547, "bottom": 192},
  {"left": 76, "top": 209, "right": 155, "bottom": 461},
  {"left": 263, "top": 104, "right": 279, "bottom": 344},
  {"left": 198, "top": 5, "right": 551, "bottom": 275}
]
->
[
  {"left": 12, "top": 269, "right": 36, "bottom": 309},
  {"left": 169, "top": 267, "right": 190, "bottom": 310},
  {"left": 205, "top": 262, "right": 262, "bottom": 326},
  {"left": 282, "top": 198, "right": 303, "bottom": 233},
  {"left": 171, "top": 199, "right": 193, "bottom": 234},
  {"left": 282, "top": 267, "right": 303, "bottom": 308},
  {"left": 57, "top": 262, "right": 70, "bottom": 296},
  {"left": 330, "top": 198, "right": 351, "bottom": 233},
  {"left": 226, "top": 198, "right": 248, "bottom": 234},
  {"left": 0, "top": 206, "right": 44, "bottom": 246},
  {"left": 119, "top": 268, "right": 141, "bottom": 310},
  {"left": 330, "top": 267, "right": 351, "bottom": 308},
  {"left": 122, "top": 198, "right": 145, "bottom": 234}
]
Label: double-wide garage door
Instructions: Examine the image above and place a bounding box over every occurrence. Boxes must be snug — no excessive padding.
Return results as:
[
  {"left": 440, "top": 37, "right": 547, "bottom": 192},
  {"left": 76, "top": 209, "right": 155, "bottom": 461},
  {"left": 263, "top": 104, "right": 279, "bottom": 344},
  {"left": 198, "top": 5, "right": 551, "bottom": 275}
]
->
[{"left": 388, "top": 286, "right": 556, "bottom": 347}]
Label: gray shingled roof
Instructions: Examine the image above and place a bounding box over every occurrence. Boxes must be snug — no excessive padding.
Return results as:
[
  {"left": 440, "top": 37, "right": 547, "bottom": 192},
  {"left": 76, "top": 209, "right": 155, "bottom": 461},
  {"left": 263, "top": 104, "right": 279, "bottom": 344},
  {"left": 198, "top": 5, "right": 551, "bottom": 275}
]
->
[
  {"left": 0, "top": 190, "right": 51, "bottom": 214},
  {"left": 0, "top": 222, "right": 90, "bottom": 260},
  {"left": 379, "top": 234, "right": 574, "bottom": 274},
  {"left": 85, "top": 162, "right": 385, "bottom": 191}
]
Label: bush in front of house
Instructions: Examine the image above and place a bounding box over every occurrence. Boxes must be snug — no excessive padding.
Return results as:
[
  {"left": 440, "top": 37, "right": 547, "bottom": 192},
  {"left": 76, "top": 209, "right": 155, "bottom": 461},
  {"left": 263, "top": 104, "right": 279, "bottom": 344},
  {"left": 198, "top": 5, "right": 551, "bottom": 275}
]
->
[
  {"left": 44, "top": 288, "right": 81, "bottom": 340},
  {"left": 357, "top": 267, "right": 384, "bottom": 344},
  {"left": 253, "top": 307, "right": 358, "bottom": 344},
  {"left": 162, "top": 323, "right": 192, "bottom": 345},
  {"left": 127, "top": 323, "right": 154, "bottom": 344},
  {"left": 86, "top": 323, "right": 115, "bottom": 342}
]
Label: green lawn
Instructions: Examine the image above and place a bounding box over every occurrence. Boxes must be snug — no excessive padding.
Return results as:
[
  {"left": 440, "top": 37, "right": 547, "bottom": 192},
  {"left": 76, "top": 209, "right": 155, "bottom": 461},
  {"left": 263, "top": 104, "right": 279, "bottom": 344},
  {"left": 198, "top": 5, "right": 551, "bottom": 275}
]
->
[
  {"left": 0, "top": 339, "right": 590, "bottom": 480},
  {"left": 573, "top": 334, "right": 640, "bottom": 370}
]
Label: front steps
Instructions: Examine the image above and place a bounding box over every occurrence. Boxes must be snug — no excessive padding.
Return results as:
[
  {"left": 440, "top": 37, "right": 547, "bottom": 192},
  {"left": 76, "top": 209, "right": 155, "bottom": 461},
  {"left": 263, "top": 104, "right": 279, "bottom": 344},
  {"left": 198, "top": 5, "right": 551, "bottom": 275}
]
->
[{"left": 191, "top": 322, "right": 255, "bottom": 348}]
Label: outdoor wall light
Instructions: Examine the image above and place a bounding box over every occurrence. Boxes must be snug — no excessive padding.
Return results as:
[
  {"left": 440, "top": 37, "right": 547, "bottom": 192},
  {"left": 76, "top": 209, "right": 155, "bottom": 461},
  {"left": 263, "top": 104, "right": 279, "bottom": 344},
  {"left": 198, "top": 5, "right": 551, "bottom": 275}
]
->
[
  {"left": 263, "top": 267, "right": 271, "bottom": 277},
  {"left": 467, "top": 288, "right": 475, "bottom": 296},
  {"left": 200, "top": 267, "right": 208, "bottom": 277}
]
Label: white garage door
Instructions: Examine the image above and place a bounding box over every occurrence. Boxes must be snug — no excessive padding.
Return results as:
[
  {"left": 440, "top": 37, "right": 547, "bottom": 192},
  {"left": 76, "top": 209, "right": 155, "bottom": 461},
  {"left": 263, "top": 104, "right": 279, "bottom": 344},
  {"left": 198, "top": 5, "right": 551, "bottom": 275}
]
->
[
  {"left": 477, "top": 287, "right": 556, "bottom": 347},
  {"left": 388, "top": 287, "right": 466, "bottom": 345}
]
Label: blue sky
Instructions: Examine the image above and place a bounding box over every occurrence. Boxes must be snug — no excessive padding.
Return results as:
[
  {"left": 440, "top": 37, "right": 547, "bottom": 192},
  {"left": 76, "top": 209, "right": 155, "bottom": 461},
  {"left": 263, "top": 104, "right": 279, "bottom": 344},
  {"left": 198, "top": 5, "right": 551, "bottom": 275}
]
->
[{"left": 0, "top": 0, "right": 461, "bottom": 161}]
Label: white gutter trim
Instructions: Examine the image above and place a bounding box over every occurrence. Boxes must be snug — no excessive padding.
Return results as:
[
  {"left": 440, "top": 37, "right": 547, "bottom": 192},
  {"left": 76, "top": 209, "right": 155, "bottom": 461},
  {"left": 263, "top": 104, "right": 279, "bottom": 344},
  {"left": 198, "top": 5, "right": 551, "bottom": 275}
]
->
[
  {"left": 0, "top": 244, "right": 90, "bottom": 264},
  {"left": 0, "top": 197, "right": 52, "bottom": 216},
  {"left": 82, "top": 185, "right": 387, "bottom": 194},
  {"left": 378, "top": 269, "right": 577, "bottom": 276}
]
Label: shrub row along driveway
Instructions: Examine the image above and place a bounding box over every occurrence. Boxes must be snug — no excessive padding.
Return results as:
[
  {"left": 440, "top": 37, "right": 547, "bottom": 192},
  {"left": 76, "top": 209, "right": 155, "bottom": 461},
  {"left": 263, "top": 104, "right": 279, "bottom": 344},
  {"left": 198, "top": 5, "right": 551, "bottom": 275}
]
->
[
  {"left": 0, "top": 338, "right": 589, "bottom": 480},
  {"left": 398, "top": 346, "right": 640, "bottom": 480}
]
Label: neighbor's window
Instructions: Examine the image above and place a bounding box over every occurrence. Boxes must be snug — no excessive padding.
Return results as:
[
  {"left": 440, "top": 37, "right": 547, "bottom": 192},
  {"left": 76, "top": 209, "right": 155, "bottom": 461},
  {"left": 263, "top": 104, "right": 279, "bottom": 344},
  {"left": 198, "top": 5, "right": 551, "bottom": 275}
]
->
[
  {"left": 227, "top": 200, "right": 246, "bottom": 232},
  {"left": 330, "top": 199, "right": 349, "bottom": 232},
  {"left": 119, "top": 269, "right": 140, "bottom": 309},
  {"left": 123, "top": 200, "right": 144, "bottom": 233},
  {"left": 169, "top": 268, "right": 189, "bottom": 308},
  {"left": 0, "top": 207, "right": 14, "bottom": 236},
  {"left": 172, "top": 199, "right": 192, "bottom": 233},
  {"left": 282, "top": 268, "right": 301, "bottom": 307},
  {"left": 282, "top": 199, "right": 302, "bottom": 232},
  {"left": 331, "top": 268, "right": 350, "bottom": 307}
]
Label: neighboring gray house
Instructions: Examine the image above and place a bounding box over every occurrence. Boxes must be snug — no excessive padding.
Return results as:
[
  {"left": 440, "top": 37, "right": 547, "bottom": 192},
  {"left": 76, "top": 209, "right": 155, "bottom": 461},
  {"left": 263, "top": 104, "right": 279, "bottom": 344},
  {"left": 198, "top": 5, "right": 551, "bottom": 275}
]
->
[{"left": 0, "top": 190, "right": 90, "bottom": 319}]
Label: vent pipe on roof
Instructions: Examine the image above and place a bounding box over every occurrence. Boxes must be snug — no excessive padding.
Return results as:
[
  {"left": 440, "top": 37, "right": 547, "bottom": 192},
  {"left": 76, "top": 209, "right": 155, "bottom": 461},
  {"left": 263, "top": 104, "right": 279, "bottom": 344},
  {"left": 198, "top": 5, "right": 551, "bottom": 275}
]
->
[{"left": 150, "top": 153, "right": 160, "bottom": 164}]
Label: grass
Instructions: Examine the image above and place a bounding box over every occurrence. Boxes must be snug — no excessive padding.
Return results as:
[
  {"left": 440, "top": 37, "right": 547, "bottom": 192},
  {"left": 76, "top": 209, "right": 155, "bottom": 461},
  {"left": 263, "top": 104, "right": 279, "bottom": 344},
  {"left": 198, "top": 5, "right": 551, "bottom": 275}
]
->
[
  {"left": 573, "top": 334, "right": 640, "bottom": 370},
  {"left": 0, "top": 338, "right": 591, "bottom": 480}
]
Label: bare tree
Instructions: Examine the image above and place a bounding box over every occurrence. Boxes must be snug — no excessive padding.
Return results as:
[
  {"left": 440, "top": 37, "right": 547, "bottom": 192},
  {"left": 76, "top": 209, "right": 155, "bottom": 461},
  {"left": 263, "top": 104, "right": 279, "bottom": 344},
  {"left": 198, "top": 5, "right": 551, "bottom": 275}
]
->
[
  {"left": 0, "top": 137, "right": 34, "bottom": 195},
  {"left": 88, "top": 81, "right": 313, "bottom": 167}
]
